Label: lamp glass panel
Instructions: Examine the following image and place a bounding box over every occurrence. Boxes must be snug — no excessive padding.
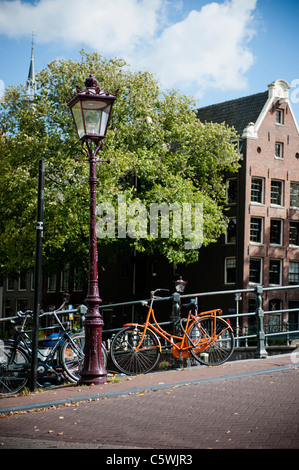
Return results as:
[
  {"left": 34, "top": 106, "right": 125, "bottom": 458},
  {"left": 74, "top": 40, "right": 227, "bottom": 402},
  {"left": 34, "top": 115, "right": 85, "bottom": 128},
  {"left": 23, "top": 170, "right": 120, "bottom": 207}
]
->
[
  {"left": 71, "top": 101, "right": 85, "bottom": 139},
  {"left": 82, "top": 100, "right": 111, "bottom": 137},
  {"left": 99, "top": 106, "right": 111, "bottom": 136}
]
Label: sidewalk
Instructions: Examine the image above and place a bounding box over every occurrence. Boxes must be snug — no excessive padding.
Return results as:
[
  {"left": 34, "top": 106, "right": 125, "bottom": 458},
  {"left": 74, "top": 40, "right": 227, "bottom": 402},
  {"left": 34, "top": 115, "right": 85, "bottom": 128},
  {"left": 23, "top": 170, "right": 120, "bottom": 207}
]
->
[
  {"left": 0, "top": 353, "right": 296, "bottom": 414},
  {"left": 0, "top": 353, "right": 298, "bottom": 450}
]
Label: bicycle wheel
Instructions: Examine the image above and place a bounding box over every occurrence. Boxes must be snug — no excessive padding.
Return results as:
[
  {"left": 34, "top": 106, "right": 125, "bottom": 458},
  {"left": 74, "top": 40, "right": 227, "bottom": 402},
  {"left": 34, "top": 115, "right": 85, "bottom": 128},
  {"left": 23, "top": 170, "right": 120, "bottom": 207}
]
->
[
  {"left": 111, "top": 326, "right": 160, "bottom": 375},
  {"left": 0, "top": 340, "right": 29, "bottom": 396},
  {"left": 188, "top": 316, "right": 234, "bottom": 365},
  {"left": 60, "top": 333, "right": 107, "bottom": 382}
]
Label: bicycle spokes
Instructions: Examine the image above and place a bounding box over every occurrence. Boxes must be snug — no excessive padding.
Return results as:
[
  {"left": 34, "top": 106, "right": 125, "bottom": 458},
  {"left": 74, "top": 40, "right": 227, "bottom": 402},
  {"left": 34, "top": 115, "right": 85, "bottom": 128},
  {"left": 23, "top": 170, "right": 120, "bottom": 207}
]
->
[
  {"left": 189, "top": 316, "right": 234, "bottom": 365},
  {"left": 111, "top": 326, "right": 160, "bottom": 375}
]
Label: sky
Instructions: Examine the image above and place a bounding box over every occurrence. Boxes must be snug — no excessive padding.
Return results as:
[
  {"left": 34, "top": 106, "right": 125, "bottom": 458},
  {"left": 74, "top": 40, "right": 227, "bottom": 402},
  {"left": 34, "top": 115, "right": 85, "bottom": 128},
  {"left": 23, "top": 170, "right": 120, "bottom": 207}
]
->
[{"left": 0, "top": 0, "right": 299, "bottom": 124}]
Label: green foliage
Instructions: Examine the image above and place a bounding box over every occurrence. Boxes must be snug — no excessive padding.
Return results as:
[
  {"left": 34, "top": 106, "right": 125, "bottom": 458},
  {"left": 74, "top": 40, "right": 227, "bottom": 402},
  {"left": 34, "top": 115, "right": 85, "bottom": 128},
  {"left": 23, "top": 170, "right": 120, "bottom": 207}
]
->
[{"left": 0, "top": 51, "right": 240, "bottom": 276}]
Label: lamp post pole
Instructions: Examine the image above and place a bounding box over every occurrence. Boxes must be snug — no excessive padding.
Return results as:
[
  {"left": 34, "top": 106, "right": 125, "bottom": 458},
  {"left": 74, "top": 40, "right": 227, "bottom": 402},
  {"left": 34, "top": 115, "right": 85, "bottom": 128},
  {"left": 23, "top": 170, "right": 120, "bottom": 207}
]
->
[
  {"left": 79, "top": 144, "right": 105, "bottom": 385},
  {"left": 67, "top": 73, "right": 118, "bottom": 385}
]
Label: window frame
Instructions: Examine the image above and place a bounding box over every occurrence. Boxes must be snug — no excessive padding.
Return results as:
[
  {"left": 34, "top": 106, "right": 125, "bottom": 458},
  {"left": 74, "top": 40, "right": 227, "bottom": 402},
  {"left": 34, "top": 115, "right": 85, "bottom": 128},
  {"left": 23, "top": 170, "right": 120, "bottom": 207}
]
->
[
  {"left": 289, "top": 221, "right": 299, "bottom": 247},
  {"left": 225, "top": 257, "right": 236, "bottom": 285},
  {"left": 60, "top": 266, "right": 70, "bottom": 292},
  {"left": 270, "top": 180, "right": 284, "bottom": 207},
  {"left": 249, "top": 257, "right": 263, "bottom": 285},
  {"left": 269, "top": 259, "right": 282, "bottom": 286},
  {"left": 73, "top": 266, "right": 84, "bottom": 291},
  {"left": 47, "top": 273, "right": 57, "bottom": 293},
  {"left": 290, "top": 182, "right": 299, "bottom": 209},
  {"left": 270, "top": 219, "right": 283, "bottom": 246},
  {"left": 289, "top": 261, "right": 299, "bottom": 285},
  {"left": 251, "top": 177, "right": 264, "bottom": 204},
  {"left": 275, "top": 142, "right": 284, "bottom": 159},
  {"left": 275, "top": 109, "right": 284, "bottom": 125},
  {"left": 225, "top": 217, "right": 237, "bottom": 244},
  {"left": 250, "top": 216, "right": 263, "bottom": 244},
  {"left": 6, "top": 277, "right": 14, "bottom": 292}
]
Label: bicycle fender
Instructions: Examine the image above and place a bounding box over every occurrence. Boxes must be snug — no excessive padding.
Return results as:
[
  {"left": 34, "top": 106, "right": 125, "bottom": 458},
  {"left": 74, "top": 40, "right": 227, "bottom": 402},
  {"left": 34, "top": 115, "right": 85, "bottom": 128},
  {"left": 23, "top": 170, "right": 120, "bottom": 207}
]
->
[
  {"left": 194, "top": 315, "right": 234, "bottom": 332},
  {"left": 122, "top": 323, "right": 162, "bottom": 352}
]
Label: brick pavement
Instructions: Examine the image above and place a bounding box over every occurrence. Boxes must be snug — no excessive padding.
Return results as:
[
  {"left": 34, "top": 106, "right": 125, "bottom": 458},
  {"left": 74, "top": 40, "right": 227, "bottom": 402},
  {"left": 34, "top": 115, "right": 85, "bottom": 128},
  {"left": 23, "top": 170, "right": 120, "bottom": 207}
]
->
[{"left": 0, "top": 354, "right": 298, "bottom": 450}]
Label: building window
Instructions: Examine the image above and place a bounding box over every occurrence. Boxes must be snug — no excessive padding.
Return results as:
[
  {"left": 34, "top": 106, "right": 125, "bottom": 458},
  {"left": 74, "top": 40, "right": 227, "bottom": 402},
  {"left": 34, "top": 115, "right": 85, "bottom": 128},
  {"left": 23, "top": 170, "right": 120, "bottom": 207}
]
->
[
  {"left": 250, "top": 217, "right": 263, "bottom": 243},
  {"left": 271, "top": 180, "right": 283, "bottom": 206},
  {"left": 60, "top": 266, "right": 70, "bottom": 292},
  {"left": 6, "top": 277, "right": 14, "bottom": 291},
  {"left": 74, "top": 266, "right": 84, "bottom": 291},
  {"left": 290, "top": 182, "right": 299, "bottom": 208},
  {"left": 226, "top": 218, "right": 236, "bottom": 244},
  {"left": 251, "top": 177, "right": 264, "bottom": 204},
  {"left": 289, "top": 261, "right": 299, "bottom": 285},
  {"left": 18, "top": 272, "right": 27, "bottom": 291},
  {"left": 276, "top": 109, "right": 284, "bottom": 124},
  {"left": 270, "top": 219, "right": 283, "bottom": 245},
  {"left": 226, "top": 178, "right": 237, "bottom": 204},
  {"left": 249, "top": 258, "right": 262, "bottom": 284},
  {"left": 269, "top": 260, "right": 282, "bottom": 285},
  {"left": 47, "top": 273, "right": 56, "bottom": 292},
  {"left": 290, "top": 221, "right": 299, "bottom": 246},
  {"left": 275, "top": 142, "right": 283, "bottom": 159},
  {"left": 225, "top": 257, "right": 236, "bottom": 284}
]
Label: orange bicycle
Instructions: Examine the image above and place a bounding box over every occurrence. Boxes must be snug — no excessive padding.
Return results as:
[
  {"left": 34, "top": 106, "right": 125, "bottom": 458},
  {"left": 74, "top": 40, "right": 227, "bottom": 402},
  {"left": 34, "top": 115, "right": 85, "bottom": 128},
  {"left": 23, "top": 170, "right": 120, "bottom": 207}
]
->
[{"left": 110, "top": 288, "right": 235, "bottom": 375}]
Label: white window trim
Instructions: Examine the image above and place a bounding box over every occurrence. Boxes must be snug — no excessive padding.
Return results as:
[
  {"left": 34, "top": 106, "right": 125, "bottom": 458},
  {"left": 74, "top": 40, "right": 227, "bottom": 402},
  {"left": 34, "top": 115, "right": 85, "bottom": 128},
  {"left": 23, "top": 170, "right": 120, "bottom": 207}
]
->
[
  {"left": 6, "top": 277, "right": 14, "bottom": 292},
  {"left": 47, "top": 273, "right": 57, "bottom": 293},
  {"left": 289, "top": 221, "right": 299, "bottom": 247},
  {"left": 251, "top": 177, "right": 264, "bottom": 205},
  {"left": 18, "top": 272, "right": 27, "bottom": 292},
  {"left": 290, "top": 182, "right": 299, "bottom": 209},
  {"left": 249, "top": 257, "right": 263, "bottom": 285},
  {"left": 270, "top": 179, "right": 284, "bottom": 207},
  {"left": 224, "top": 257, "right": 236, "bottom": 285},
  {"left": 275, "top": 142, "right": 284, "bottom": 159},
  {"left": 275, "top": 109, "right": 284, "bottom": 125},
  {"left": 270, "top": 219, "right": 283, "bottom": 246},
  {"left": 250, "top": 216, "right": 264, "bottom": 245},
  {"left": 269, "top": 259, "right": 282, "bottom": 286},
  {"left": 225, "top": 217, "right": 237, "bottom": 244},
  {"left": 289, "top": 261, "right": 299, "bottom": 285}
]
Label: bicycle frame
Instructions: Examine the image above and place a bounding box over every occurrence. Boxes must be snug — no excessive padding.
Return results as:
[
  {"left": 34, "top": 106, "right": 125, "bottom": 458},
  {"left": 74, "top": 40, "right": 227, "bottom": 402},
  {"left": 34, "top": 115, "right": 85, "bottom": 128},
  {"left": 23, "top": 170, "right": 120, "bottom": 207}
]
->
[
  {"left": 123, "top": 295, "right": 233, "bottom": 360},
  {"left": 7, "top": 310, "right": 79, "bottom": 380}
]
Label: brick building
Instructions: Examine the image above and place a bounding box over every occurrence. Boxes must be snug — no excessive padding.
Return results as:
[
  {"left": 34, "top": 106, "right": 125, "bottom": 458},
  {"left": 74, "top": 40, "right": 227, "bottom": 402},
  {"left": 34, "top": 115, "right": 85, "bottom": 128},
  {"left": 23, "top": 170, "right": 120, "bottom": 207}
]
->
[{"left": 190, "top": 79, "right": 299, "bottom": 333}]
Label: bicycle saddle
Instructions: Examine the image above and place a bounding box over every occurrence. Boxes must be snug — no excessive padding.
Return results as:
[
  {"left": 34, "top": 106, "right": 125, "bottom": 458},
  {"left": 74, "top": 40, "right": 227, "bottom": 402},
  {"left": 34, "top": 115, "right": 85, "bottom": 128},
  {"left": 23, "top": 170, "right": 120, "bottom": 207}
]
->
[{"left": 181, "top": 302, "right": 197, "bottom": 311}]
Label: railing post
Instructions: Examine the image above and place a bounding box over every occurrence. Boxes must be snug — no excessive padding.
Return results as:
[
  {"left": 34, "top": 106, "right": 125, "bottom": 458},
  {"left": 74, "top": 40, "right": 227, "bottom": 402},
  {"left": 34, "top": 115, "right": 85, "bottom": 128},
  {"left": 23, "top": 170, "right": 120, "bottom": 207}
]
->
[
  {"left": 171, "top": 292, "right": 181, "bottom": 335},
  {"left": 254, "top": 285, "right": 268, "bottom": 359},
  {"left": 286, "top": 322, "right": 290, "bottom": 346},
  {"left": 172, "top": 292, "right": 182, "bottom": 367}
]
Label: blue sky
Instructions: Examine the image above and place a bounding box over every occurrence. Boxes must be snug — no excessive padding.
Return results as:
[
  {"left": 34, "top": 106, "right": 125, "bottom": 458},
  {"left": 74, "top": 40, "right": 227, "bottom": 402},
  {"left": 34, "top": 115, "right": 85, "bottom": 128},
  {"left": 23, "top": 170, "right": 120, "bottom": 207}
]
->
[{"left": 0, "top": 0, "right": 299, "bottom": 124}]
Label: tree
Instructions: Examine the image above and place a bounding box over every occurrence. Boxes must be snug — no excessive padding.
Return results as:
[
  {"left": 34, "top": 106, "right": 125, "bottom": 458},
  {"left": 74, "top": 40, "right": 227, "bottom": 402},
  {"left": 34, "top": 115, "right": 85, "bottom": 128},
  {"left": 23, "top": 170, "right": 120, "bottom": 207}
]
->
[{"left": 0, "top": 51, "right": 240, "bottom": 277}]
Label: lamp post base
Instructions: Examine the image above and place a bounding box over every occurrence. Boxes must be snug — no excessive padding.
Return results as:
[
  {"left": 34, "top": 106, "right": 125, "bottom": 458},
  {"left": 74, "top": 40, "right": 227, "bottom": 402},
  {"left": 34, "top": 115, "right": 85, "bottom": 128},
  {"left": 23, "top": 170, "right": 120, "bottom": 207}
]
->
[{"left": 78, "top": 312, "right": 107, "bottom": 385}]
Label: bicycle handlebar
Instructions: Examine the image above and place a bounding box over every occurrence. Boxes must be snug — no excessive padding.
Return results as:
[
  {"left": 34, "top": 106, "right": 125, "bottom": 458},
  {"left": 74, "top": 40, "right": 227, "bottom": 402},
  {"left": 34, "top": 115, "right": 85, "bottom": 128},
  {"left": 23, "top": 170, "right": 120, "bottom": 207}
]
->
[
  {"left": 17, "top": 310, "right": 33, "bottom": 317},
  {"left": 150, "top": 288, "right": 169, "bottom": 297}
]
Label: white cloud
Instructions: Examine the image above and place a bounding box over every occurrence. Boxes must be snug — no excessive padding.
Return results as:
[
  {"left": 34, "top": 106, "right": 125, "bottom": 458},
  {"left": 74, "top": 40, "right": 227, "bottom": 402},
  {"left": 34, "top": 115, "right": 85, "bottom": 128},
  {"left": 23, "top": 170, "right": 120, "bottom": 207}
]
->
[
  {"left": 0, "top": 0, "right": 258, "bottom": 95},
  {"left": 0, "top": 0, "right": 164, "bottom": 55},
  {"left": 132, "top": 0, "right": 258, "bottom": 94}
]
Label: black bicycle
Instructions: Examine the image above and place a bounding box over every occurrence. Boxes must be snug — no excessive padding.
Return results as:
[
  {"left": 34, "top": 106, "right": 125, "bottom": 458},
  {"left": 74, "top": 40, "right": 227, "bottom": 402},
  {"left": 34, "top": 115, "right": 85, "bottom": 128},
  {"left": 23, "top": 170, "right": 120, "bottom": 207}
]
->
[{"left": 0, "top": 307, "right": 107, "bottom": 396}]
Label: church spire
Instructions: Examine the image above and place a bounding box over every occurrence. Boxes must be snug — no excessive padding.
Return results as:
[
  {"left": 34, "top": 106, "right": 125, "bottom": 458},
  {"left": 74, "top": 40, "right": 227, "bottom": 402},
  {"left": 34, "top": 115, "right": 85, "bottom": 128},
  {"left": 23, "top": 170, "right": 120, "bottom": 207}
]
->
[{"left": 26, "top": 32, "right": 36, "bottom": 100}]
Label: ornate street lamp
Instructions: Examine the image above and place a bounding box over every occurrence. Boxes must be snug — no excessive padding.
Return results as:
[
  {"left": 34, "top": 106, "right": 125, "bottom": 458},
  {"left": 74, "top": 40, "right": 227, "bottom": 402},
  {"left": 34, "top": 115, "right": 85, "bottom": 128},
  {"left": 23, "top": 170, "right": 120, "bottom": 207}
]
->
[
  {"left": 67, "top": 73, "right": 118, "bottom": 385},
  {"left": 174, "top": 276, "right": 187, "bottom": 294}
]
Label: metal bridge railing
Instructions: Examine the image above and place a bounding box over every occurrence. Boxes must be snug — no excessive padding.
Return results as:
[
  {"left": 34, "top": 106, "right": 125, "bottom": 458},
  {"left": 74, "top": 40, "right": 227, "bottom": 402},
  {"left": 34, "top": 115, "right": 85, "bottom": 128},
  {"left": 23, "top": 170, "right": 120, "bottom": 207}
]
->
[{"left": 1, "top": 285, "right": 298, "bottom": 359}]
